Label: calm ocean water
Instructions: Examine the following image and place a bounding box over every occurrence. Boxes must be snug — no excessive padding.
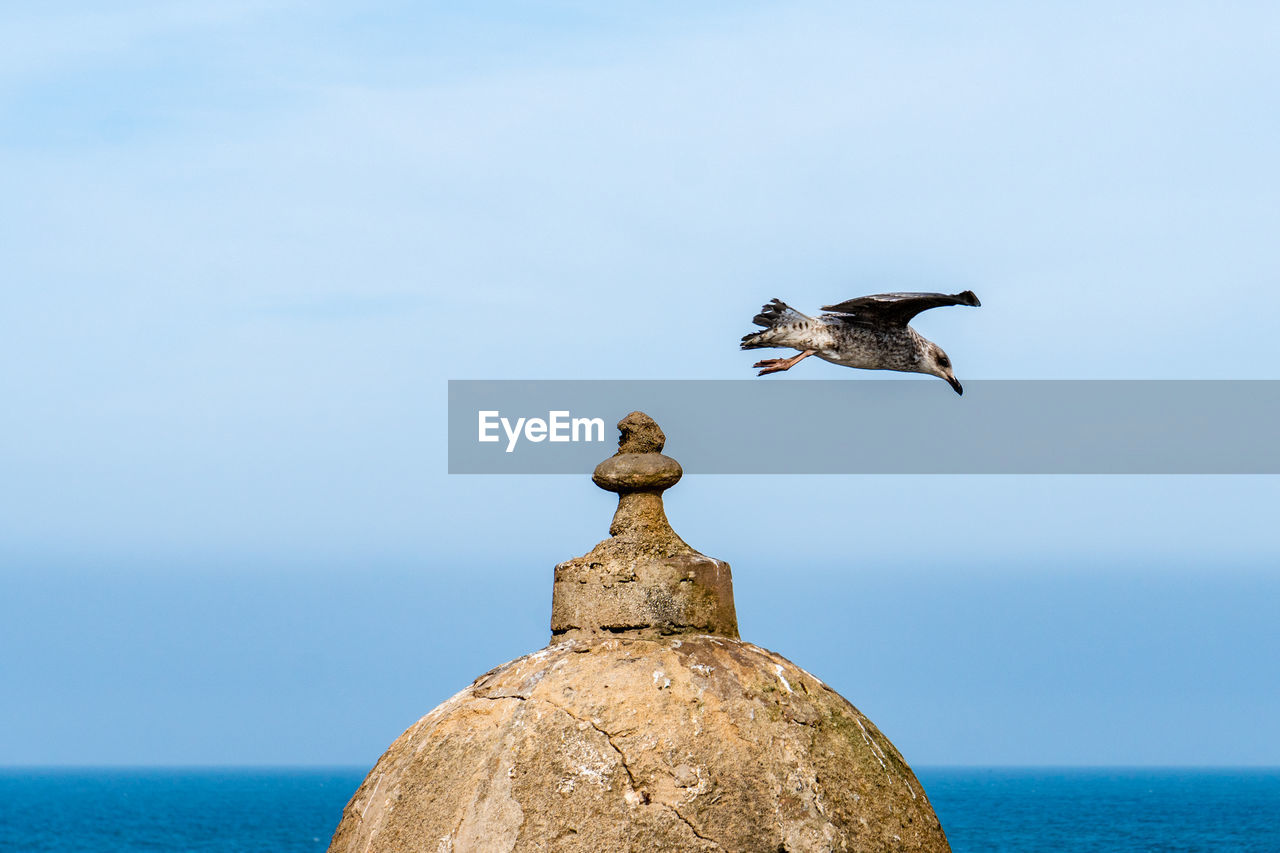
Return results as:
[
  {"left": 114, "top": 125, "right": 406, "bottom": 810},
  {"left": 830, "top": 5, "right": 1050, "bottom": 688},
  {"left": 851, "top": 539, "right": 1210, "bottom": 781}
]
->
[{"left": 0, "top": 767, "right": 1276, "bottom": 852}]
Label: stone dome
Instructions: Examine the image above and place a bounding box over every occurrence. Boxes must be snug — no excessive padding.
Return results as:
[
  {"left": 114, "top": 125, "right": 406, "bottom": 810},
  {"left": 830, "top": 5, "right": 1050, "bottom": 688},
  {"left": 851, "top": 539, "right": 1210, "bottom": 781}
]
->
[{"left": 329, "top": 413, "right": 949, "bottom": 853}]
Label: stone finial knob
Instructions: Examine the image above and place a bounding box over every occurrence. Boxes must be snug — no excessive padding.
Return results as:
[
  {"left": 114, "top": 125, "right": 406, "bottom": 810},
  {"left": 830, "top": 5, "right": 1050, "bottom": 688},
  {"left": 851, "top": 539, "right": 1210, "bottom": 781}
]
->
[
  {"left": 616, "top": 411, "right": 666, "bottom": 453},
  {"left": 591, "top": 412, "right": 682, "bottom": 494},
  {"left": 552, "top": 411, "right": 738, "bottom": 640}
]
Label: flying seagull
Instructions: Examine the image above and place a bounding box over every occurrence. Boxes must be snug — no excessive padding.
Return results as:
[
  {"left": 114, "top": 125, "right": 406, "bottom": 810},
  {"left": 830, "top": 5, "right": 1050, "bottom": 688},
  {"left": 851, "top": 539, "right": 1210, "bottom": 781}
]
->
[{"left": 740, "top": 290, "right": 981, "bottom": 394}]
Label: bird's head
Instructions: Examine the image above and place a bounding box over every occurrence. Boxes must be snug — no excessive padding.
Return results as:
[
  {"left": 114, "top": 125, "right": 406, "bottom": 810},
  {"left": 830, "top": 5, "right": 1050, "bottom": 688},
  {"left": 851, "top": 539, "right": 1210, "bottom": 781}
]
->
[{"left": 924, "top": 343, "right": 963, "bottom": 395}]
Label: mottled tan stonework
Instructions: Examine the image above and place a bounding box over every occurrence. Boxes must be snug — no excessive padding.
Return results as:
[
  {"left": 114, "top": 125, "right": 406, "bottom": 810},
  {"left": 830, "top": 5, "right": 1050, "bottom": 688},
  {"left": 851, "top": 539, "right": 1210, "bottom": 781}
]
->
[{"left": 329, "top": 413, "right": 950, "bottom": 852}]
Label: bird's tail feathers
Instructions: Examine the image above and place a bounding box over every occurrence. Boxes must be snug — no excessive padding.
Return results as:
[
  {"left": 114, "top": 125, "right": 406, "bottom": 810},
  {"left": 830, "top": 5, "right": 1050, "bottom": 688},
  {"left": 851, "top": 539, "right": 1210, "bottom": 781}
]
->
[
  {"left": 741, "top": 298, "right": 809, "bottom": 349},
  {"left": 751, "top": 298, "right": 809, "bottom": 328}
]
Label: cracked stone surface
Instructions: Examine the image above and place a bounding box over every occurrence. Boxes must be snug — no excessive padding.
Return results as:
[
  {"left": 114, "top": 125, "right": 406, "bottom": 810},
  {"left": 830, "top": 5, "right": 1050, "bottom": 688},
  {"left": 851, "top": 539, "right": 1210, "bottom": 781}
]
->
[{"left": 327, "top": 636, "right": 949, "bottom": 853}]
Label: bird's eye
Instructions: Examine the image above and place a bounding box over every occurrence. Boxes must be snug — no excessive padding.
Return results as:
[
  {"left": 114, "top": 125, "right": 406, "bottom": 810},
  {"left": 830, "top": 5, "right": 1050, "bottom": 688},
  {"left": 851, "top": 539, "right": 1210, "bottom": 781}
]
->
[{"left": 938, "top": 355, "right": 950, "bottom": 368}]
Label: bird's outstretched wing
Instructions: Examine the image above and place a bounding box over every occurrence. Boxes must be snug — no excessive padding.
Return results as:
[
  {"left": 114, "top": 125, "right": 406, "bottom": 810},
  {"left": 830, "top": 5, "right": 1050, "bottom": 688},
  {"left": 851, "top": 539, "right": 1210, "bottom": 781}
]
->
[{"left": 820, "top": 291, "right": 980, "bottom": 327}]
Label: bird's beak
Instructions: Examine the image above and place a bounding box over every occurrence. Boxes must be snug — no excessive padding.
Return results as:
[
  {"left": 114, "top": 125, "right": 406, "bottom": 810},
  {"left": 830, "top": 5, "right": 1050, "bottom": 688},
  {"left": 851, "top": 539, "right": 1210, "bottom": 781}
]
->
[{"left": 947, "top": 375, "right": 964, "bottom": 395}]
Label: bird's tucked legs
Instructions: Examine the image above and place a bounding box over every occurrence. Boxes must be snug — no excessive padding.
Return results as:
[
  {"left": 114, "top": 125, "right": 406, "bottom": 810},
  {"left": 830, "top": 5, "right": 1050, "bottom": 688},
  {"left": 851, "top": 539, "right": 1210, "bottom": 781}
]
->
[{"left": 753, "top": 349, "right": 817, "bottom": 376}]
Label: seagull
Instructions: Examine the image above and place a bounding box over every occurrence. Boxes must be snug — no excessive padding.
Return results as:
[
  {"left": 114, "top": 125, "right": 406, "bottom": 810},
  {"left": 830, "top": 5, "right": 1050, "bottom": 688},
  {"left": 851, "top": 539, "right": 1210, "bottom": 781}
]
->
[{"left": 740, "top": 291, "right": 981, "bottom": 394}]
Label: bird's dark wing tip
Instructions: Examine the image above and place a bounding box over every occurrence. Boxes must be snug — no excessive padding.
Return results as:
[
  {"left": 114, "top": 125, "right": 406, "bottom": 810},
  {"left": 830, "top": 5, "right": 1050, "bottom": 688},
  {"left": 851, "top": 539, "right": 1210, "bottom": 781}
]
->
[{"left": 956, "top": 290, "right": 981, "bottom": 307}]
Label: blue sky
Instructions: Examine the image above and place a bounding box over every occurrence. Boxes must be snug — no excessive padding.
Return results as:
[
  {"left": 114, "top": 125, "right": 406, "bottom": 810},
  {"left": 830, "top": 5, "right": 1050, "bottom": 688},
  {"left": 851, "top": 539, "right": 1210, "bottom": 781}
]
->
[{"left": 2, "top": 2, "right": 1278, "bottom": 766}]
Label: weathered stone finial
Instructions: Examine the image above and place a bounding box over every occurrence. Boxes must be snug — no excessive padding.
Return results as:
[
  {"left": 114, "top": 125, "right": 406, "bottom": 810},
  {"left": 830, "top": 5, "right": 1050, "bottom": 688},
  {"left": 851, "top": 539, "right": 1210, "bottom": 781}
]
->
[
  {"left": 551, "top": 411, "right": 738, "bottom": 639},
  {"left": 591, "top": 412, "right": 684, "bottom": 542},
  {"left": 592, "top": 411, "right": 681, "bottom": 491},
  {"left": 616, "top": 410, "right": 667, "bottom": 453}
]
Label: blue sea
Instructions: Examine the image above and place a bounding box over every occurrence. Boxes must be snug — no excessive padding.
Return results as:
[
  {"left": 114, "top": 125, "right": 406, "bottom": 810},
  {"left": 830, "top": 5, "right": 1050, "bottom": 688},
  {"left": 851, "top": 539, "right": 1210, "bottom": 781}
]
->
[{"left": 0, "top": 767, "right": 1276, "bottom": 852}]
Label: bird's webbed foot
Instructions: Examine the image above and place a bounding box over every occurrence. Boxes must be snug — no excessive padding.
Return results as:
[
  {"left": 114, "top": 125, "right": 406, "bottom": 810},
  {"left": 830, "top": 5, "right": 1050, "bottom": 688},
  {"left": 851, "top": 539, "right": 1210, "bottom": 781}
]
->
[
  {"left": 753, "top": 358, "right": 793, "bottom": 376},
  {"left": 752, "top": 349, "right": 817, "bottom": 376}
]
